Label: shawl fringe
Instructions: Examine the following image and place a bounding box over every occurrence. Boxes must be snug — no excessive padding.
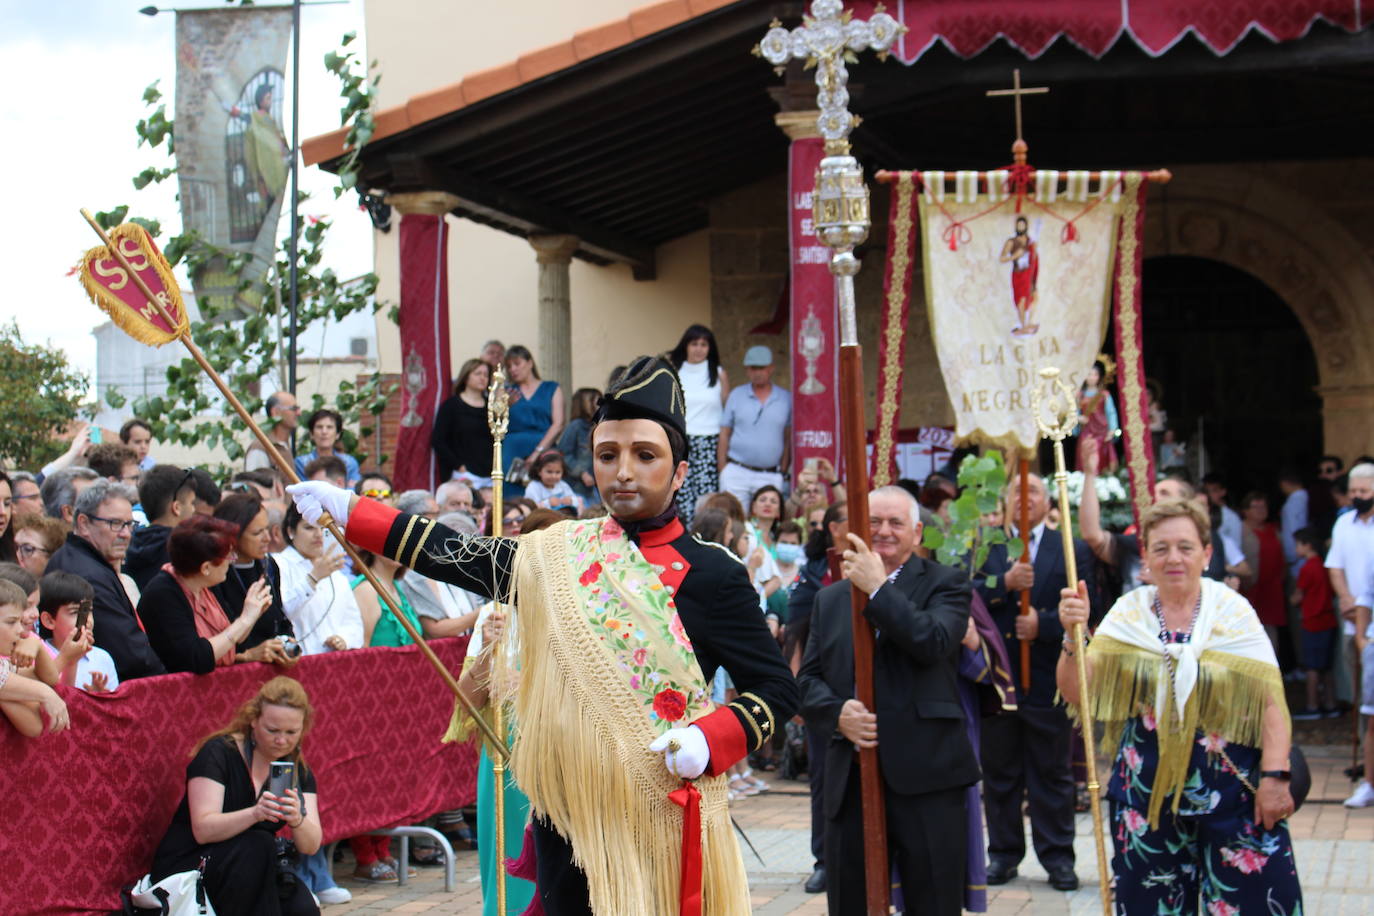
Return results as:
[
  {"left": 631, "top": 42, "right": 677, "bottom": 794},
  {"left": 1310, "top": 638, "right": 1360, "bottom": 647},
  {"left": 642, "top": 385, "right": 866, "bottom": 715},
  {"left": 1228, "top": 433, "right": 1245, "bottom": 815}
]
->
[
  {"left": 1073, "top": 635, "right": 1284, "bottom": 827},
  {"left": 489, "top": 523, "right": 747, "bottom": 915}
]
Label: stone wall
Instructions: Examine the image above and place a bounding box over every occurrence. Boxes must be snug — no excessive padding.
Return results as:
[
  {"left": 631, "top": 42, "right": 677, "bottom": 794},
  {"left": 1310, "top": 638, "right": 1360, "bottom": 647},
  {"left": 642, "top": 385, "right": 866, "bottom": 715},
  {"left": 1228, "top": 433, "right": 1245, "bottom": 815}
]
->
[{"left": 708, "top": 176, "right": 953, "bottom": 431}]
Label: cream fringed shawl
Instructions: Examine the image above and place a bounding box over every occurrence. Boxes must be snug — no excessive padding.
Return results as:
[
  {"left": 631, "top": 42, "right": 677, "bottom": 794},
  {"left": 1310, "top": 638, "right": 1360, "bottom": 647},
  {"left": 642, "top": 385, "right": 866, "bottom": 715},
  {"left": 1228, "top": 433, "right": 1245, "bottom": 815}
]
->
[
  {"left": 1078, "top": 577, "right": 1286, "bottom": 827},
  {"left": 473, "top": 517, "right": 749, "bottom": 916}
]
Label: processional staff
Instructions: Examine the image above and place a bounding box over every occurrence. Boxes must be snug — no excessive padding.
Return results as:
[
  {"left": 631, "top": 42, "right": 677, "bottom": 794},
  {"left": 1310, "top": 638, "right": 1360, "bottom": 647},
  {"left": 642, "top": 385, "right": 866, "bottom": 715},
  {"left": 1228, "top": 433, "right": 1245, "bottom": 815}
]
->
[
  {"left": 74, "top": 209, "right": 511, "bottom": 758},
  {"left": 486, "top": 366, "right": 511, "bottom": 914},
  {"left": 756, "top": 3, "right": 904, "bottom": 913},
  {"left": 1031, "top": 366, "right": 1112, "bottom": 916}
]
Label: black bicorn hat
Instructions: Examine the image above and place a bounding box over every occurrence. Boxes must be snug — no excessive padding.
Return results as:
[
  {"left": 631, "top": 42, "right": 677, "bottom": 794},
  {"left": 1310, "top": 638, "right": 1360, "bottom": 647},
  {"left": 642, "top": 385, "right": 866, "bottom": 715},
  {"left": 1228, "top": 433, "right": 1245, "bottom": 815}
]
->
[{"left": 594, "top": 355, "right": 686, "bottom": 439}]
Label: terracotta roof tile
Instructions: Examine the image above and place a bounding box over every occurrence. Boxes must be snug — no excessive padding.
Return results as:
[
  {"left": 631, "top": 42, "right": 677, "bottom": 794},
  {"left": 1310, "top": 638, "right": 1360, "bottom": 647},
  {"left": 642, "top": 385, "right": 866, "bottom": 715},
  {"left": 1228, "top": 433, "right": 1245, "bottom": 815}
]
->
[
  {"left": 464, "top": 61, "right": 527, "bottom": 104},
  {"left": 572, "top": 18, "right": 636, "bottom": 60},
  {"left": 687, "top": 0, "right": 737, "bottom": 13},
  {"left": 406, "top": 80, "right": 468, "bottom": 127},
  {"left": 629, "top": 0, "right": 692, "bottom": 38},
  {"left": 372, "top": 105, "right": 412, "bottom": 139},
  {"left": 302, "top": 0, "right": 734, "bottom": 167},
  {"left": 517, "top": 39, "right": 581, "bottom": 83},
  {"left": 301, "top": 127, "right": 349, "bottom": 166}
]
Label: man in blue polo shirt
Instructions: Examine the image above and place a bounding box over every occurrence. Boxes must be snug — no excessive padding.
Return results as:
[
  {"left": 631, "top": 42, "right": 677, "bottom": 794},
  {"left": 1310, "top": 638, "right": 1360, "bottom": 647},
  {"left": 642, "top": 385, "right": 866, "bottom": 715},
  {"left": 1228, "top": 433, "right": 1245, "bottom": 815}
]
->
[{"left": 718, "top": 345, "right": 792, "bottom": 508}]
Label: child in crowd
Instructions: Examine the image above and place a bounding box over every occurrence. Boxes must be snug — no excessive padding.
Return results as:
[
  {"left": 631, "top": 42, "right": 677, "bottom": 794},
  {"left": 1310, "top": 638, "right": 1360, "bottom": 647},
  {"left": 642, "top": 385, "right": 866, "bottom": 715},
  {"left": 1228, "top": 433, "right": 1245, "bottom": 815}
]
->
[
  {"left": 38, "top": 571, "right": 118, "bottom": 694},
  {"left": 524, "top": 450, "right": 583, "bottom": 514},
  {"left": 1, "top": 578, "right": 54, "bottom": 736},
  {"left": 1291, "top": 527, "right": 1339, "bottom": 719}
]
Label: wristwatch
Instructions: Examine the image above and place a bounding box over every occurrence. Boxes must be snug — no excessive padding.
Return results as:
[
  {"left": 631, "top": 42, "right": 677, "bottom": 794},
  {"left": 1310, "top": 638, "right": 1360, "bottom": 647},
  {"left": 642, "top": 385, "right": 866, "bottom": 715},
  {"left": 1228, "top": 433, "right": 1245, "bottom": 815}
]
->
[{"left": 1259, "top": 769, "right": 1292, "bottom": 781}]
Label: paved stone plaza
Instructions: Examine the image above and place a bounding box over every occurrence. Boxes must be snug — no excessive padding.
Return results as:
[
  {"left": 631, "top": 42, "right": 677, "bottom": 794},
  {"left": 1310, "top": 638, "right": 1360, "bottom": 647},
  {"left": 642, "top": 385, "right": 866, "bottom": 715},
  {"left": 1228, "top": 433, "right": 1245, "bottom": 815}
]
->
[{"left": 320, "top": 720, "right": 1374, "bottom": 915}]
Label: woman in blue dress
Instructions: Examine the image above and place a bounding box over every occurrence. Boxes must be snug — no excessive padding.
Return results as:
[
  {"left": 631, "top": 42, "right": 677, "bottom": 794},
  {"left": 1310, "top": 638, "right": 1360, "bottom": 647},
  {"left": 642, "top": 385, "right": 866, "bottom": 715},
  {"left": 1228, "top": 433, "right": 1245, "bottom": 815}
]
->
[{"left": 503, "top": 345, "right": 564, "bottom": 498}]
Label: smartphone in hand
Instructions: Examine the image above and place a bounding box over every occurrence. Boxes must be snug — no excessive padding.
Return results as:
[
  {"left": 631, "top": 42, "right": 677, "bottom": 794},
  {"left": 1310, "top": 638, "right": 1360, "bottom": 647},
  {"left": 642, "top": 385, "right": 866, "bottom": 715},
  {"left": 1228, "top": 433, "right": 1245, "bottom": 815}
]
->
[{"left": 268, "top": 760, "right": 295, "bottom": 799}]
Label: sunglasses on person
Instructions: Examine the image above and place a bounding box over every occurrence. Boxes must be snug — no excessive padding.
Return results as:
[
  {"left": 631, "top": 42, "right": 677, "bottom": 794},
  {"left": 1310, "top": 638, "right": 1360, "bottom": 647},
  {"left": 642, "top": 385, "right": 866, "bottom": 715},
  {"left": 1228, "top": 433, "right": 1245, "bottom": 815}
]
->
[{"left": 362, "top": 488, "right": 392, "bottom": 500}]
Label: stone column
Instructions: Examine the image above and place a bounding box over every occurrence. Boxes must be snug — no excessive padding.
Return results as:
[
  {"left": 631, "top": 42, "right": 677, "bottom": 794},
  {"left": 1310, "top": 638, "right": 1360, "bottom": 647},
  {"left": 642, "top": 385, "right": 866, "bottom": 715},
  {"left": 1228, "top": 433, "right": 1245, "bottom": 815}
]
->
[
  {"left": 384, "top": 190, "right": 461, "bottom": 489},
  {"left": 529, "top": 234, "right": 580, "bottom": 392}
]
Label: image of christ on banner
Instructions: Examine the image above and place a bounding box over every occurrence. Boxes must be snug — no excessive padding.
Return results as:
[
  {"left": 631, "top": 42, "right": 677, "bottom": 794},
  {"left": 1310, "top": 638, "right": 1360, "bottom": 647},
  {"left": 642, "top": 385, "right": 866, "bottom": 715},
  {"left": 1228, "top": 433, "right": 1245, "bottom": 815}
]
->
[
  {"left": 999, "top": 215, "right": 1040, "bottom": 336},
  {"left": 921, "top": 171, "right": 1129, "bottom": 452}
]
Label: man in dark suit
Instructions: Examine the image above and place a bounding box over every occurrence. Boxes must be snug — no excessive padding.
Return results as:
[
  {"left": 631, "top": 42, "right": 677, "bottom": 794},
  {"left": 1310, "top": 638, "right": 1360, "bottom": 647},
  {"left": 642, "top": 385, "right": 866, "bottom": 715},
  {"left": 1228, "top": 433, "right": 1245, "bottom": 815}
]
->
[
  {"left": 976, "top": 472, "right": 1097, "bottom": 891},
  {"left": 799, "top": 486, "right": 980, "bottom": 915}
]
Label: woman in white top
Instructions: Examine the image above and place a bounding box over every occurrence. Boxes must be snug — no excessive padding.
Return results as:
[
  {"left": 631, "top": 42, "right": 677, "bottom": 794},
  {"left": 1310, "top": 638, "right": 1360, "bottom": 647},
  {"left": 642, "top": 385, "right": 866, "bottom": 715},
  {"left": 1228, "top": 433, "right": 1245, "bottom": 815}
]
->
[
  {"left": 275, "top": 503, "right": 364, "bottom": 656},
  {"left": 669, "top": 324, "right": 729, "bottom": 524}
]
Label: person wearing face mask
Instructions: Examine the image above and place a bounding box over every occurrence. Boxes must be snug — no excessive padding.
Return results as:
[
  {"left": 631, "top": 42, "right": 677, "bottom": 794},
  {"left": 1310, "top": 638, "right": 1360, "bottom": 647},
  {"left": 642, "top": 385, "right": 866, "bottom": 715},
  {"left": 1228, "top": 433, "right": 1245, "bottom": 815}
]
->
[
  {"left": 767, "top": 520, "right": 807, "bottom": 629},
  {"left": 286, "top": 355, "right": 796, "bottom": 916},
  {"left": 1328, "top": 463, "right": 1374, "bottom": 807}
]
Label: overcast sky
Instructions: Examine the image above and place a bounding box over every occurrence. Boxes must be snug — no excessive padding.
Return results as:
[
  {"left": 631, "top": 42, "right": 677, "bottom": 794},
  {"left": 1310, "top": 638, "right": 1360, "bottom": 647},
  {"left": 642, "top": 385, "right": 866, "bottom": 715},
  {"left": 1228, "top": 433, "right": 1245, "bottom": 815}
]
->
[{"left": 0, "top": 0, "right": 372, "bottom": 390}]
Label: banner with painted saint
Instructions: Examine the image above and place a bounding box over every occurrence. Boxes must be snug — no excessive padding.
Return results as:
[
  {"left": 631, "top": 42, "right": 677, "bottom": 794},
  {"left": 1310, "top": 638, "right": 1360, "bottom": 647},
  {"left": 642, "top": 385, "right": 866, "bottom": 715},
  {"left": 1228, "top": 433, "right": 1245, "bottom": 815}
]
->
[
  {"left": 920, "top": 170, "right": 1131, "bottom": 452},
  {"left": 174, "top": 8, "right": 293, "bottom": 318}
]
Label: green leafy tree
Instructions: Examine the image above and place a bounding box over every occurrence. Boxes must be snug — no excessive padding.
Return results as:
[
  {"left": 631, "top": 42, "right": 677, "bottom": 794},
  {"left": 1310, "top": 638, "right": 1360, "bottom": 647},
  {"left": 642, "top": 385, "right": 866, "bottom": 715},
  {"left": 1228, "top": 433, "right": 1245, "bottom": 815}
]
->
[
  {"left": 0, "top": 323, "right": 89, "bottom": 469},
  {"left": 922, "top": 450, "right": 1024, "bottom": 587},
  {"left": 100, "top": 35, "right": 392, "bottom": 476}
]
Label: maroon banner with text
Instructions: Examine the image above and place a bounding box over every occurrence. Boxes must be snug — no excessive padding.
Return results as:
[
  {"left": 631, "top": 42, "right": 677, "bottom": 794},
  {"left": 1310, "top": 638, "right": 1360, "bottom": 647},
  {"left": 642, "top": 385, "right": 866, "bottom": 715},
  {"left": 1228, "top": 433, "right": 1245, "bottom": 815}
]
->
[
  {"left": 394, "top": 212, "right": 453, "bottom": 490},
  {"left": 0, "top": 639, "right": 477, "bottom": 916},
  {"left": 789, "top": 137, "right": 841, "bottom": 479}
]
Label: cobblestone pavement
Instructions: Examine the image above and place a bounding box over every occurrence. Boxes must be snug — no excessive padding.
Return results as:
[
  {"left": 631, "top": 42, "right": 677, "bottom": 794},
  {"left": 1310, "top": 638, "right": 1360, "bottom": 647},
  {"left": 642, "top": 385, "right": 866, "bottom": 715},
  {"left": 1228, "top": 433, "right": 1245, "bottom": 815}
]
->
[{"left": 323, "top": 734, "right": 1374, "bottom": 914}]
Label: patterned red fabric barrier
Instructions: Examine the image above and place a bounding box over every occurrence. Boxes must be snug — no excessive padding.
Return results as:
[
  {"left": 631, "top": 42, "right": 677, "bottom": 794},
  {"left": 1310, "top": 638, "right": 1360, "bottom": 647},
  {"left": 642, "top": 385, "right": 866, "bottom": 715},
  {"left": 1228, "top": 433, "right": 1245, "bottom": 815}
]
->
[{"left": 0, "top": 638, "right": 476, "bottom": 916}]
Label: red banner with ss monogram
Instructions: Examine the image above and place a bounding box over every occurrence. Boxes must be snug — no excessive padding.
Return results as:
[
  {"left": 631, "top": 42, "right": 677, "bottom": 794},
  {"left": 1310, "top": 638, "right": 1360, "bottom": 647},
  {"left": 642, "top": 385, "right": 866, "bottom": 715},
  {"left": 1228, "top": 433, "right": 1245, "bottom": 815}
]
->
[{"left": 789, "top": 134, "right": 841, "bottom": 480}]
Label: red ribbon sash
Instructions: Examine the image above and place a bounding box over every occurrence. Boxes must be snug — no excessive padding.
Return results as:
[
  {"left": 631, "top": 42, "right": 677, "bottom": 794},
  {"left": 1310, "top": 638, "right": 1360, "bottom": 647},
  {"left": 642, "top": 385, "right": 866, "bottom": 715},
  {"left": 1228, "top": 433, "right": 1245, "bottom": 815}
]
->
[{"left": 667, "top": 780, "right": 703, "bottom": 916}]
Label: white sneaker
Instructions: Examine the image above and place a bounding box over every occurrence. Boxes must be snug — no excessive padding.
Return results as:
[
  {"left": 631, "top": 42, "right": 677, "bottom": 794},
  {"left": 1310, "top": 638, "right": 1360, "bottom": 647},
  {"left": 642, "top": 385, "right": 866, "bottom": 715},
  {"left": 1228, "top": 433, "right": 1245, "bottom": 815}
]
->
[
  {"left": 317, "top": 886, "right": 353, "bottom": 905},
  {"left": 1343, "top": 781, "right": 1374, "bottom": 808}
]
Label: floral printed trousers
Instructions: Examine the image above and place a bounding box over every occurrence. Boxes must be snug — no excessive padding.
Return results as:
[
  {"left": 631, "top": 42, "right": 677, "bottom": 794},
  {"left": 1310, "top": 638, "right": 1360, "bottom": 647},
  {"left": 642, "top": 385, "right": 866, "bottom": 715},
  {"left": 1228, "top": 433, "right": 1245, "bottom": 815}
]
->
[{"left": 1109, "top": 800, "right": 1302, "bottom": 915}]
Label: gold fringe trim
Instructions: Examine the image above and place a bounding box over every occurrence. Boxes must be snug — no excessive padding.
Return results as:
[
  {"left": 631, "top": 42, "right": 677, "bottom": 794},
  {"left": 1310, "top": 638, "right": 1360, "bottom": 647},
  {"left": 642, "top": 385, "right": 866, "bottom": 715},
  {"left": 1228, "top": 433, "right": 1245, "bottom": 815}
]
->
[
  {"left": 493, "top": 525, "right": 749, "bottom": 915},
  {"left": 1075, "top": 636, "right": 1285, "bottom": 827},
  {"left": 78, "top": 223, "right": 189, "bottom": 347}
]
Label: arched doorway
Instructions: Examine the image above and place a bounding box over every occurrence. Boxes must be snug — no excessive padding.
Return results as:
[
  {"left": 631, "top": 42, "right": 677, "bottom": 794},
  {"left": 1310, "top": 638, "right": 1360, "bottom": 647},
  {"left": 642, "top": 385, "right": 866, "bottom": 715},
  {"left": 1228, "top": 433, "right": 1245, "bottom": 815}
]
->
[{"left": 1141, "top": 256, "right": 1321, "bottom": 496}]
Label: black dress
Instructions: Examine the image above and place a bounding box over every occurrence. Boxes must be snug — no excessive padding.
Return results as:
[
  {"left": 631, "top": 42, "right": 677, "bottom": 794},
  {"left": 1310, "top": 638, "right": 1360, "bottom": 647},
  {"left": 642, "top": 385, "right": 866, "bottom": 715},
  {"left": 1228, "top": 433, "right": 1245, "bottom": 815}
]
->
[
  {"left": 212, "top": 558, "right": 294, "bottom": 651},
  {"left": 151, "top": 736, "right": 319, "bottom": 916},
  {"left": 431, "top": 394, "right": 494, "bottom": 480}
]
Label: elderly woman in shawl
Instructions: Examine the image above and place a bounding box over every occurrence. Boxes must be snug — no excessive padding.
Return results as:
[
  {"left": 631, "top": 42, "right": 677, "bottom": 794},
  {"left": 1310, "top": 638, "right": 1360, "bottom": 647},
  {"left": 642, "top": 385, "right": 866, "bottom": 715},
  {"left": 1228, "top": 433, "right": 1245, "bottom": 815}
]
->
[{"left": 1058, "top": 499, "right": 1302, "bottom": 914}]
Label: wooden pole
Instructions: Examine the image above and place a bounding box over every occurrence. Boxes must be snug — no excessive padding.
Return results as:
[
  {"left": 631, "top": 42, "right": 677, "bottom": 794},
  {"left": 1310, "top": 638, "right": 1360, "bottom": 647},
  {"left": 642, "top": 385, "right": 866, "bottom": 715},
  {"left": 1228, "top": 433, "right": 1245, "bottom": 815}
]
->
[
  {"left": 1017, "top": 457, "right": 1032, "bottom": 691},
  {"left": 838, "top": 344, "right": 888, "bottom": 915},
  {"left": 79, "top": 209, "right": 510, "bottom": 758}
]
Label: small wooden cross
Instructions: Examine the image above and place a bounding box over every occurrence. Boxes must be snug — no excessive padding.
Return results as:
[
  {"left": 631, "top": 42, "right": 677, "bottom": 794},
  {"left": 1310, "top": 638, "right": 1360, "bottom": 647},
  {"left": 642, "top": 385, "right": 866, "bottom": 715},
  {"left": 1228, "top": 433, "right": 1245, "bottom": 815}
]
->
[{"left": 986, "top": 69, "right": 1049, "bottom": 142}]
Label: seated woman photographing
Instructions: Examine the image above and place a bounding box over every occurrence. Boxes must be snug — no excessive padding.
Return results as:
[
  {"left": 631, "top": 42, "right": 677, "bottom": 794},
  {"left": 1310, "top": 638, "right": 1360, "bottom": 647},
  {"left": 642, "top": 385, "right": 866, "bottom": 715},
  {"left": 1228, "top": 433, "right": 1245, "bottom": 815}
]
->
[
  {"left": 150, "top": 676, "right": 322, "bottom": 916},
  {"left": 1058, "top": 499, "right": 1302, "bottom": 914}
]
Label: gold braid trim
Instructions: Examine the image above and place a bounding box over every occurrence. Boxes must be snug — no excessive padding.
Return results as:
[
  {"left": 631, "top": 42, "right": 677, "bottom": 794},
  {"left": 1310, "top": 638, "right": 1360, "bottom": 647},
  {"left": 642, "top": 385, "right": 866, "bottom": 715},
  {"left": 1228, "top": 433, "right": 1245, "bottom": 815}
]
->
[
  {"left": 1113, "top": 173, "right": 1153, "bottom": 526},
  {"left": 1073, "top": 636, "right": 1284, "bottom": 828},
  {"left": 394, "top": 515, "right": 420, "bottom": 565},
  {"left": 873, "top": 171, "right": 918, "bottom": 487},
  {"left": 492, "top": 526, "right": 749, "bottom": 916},
  {"left": 737, "top": 691, "right": 776, "bottom": 741}
]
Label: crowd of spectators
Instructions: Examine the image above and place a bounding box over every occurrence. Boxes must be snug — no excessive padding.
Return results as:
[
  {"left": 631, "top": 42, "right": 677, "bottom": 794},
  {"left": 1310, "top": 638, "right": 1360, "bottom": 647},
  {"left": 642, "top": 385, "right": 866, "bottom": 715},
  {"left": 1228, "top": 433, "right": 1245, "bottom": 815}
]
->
[{"left": 7, "top": 331, "right": 1369, "bottom": 911}]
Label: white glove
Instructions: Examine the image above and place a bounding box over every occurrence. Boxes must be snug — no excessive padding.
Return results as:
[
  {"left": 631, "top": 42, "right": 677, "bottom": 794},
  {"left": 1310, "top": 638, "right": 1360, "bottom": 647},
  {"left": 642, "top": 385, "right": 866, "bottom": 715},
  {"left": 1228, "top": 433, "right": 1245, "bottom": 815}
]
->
[
  {"left": 649, "top": 725, "right": 710, "bottom": 780},
  {"left": 286, "top": 481, "right": 354, "bottom": 527}
]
